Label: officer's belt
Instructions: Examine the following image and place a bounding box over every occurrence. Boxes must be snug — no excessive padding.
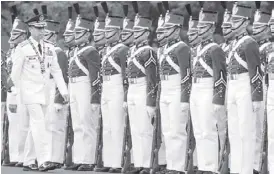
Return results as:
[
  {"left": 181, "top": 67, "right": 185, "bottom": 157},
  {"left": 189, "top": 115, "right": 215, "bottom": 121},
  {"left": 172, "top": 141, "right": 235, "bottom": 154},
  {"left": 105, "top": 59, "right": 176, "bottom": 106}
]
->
[
  {"left": 194, "top": 43, "right": 217, "bottom": 76},
  {"left": 269, "top": 73, "right": 274, "bottom": 80},
  {"left": 102, "top": 43, "right": 124, "bottom": 73},
  {"left": 128, "top": 46, "right": 153, "bottom": 75},
  {"left": 193, "top": 77, "right": 213, "bottom": 84},
  {"left": 69, "top": 76, "right": 90, "bottom": 83},
  {"left": 228, "top": 72, "right": 249, "bottom": 81},
  {"left": 128, "top": 77, "right": 146, "bottom": 84}
]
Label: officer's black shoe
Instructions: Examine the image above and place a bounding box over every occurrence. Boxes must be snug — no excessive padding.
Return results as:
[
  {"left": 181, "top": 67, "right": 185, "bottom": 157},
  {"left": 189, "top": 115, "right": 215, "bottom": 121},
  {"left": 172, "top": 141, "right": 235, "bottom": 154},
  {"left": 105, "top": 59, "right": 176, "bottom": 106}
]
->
[
  {"left": 156, "top": 169, "right": 171, "bottom": 174},
  {"left": 94, "top": 166, "right": 110, "bottom": 172},
  {"left": 127, "top": 167, "right": 143, "bottom": 174},
  {"left": 39, "top": 161, "right": 56, "bottom": 172},
  {"left": 23, "top": 164, "right": 38, "bottom": 171},
  {"left": 15, "top": 162, "right": 23, "bottom": 167},
  {"left": 2, "top": 161, "right": 17, "bottom": 166},
  {"left": 253, "top": 169, "right": 259, "bottom": 174},
  {"left": 109, "top": 167, "right": 122, "bottom": 173},
  {"left": 77, "top": 164, "right": 94, "bottom": 171},
  {"left": 54, "top": 162, "right": 62, "bottom": 169},
  {"left": 139, "top": 168, "right": 150, "bottom": 174},
  {"left": 64, "top": 163, "right": 81, "bottom": 170},
  {"left": 167, "top": 170, "right": 185, "bottom": 174}
]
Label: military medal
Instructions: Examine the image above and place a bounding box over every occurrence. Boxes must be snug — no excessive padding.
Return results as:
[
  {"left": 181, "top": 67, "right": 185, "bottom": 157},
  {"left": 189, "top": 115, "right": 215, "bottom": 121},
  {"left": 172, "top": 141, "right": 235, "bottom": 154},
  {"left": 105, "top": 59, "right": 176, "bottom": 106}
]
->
[{"left": 28, "top": 39, "right": 46, "bottom": 74}]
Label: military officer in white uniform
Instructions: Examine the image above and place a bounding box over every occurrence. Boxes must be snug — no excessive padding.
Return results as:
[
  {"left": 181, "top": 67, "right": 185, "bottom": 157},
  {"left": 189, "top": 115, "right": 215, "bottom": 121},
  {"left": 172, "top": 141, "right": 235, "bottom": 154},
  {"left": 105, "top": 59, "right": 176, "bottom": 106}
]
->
[
  {"left": 227, "top": 2, "right": 263, "bottom": 174},
  {"left": 268, "top": 8, "right": 274, "bottom": 174},
  {"left": 252, "top": 2, "right": 272, "bottom": 173},
  {"left": 10, "top": 9, "right": 68, "bottom": 171}
]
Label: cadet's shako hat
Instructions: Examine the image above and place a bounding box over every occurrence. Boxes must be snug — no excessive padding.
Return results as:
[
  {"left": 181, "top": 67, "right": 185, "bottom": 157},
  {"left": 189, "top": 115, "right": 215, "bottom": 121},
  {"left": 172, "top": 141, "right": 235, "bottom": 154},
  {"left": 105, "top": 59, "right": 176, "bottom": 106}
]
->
[
  {"left": 101, "top": 2, "right": 123, "bottom": 30},
  {"left": 94, "top": 6, "right": 105, "bottom": 32},
  {"left": 156, "top": 2, "right": 165, "bottom": 33},
  {"left": 163, "top": 2, "right": 184, "bottom": 28},
  {"left": 74, "top": 3, "right": 94, "bottom": 32},
  {"left": 232, "top": 2, "right": 252, "bottom": 20},
  {"left": 63, "top": 6, "right": 75, "bottom": 36},
  {"left": 254, "top": 2, "right": 271, "bottom": 26},
  {"left": 186, "top": 4, "right": 199, "bottom": 34},
  {"left": 10, "top": 5, "right": 28, "bottom": 33},
  {"left": 221, "top": 2, "right": 232, "bottom": 28},
  {"left": 197, "top": 2, "right": 218, "bottom": 28},
  {"left": 123, "top": 4, "right": 134, "bottom": 31},
  {"left": 26, "top": 8, "right": 47, "bottom": 28},
  {"left": 269, "top": 9, "right": 274, "bottom": 25},
  {"left": 42, "top": 5, "right": 60, "bottom": 34},
  {"left": 133, "top": 2, "right": 152, "bottom": 32}
]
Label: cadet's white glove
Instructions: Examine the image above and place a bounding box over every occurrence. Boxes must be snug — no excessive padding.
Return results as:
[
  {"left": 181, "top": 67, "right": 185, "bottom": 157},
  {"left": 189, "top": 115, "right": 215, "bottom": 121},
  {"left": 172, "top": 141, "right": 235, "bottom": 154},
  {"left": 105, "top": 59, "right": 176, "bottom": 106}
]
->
[
  {"left": 62, "top": 94, "right": 70, "bottom": 104},
  {"left": 181, "top": 102, "right": 190, "bottom": 112},
  {"left": 123, "top": 102, "right": 128, "bottom": 111},
  {"left": 54, "top": 104, "right": 63, "bottom": 112},
  {"left": 10, "top": 86, "right": 17, "bottom": 96},
  {"left": 252, "top": 101, "right": 262, "bottom": 112},
  {"left": 147, "top": 106, "right": 156, "bottom": 125},
  {"left": 213, "top": 104, "right": 225, "bottom": 113},
  {"left": 91, "top": 104, "right": 100, "bottom": 112}
]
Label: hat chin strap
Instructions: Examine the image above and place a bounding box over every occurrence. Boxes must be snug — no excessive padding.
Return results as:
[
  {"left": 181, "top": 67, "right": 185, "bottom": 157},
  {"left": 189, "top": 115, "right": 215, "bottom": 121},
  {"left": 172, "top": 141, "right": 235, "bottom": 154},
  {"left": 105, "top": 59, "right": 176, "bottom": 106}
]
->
[
  {"left": 134, "top": 30, "right": 147, "bottom": 40},
  {"left": 121, "top": 32, "right": 133, "bottom": 42},
  {"left": 75, "top": 30, "right": 88, "bottom": 41},
  {"left": 198, "top": 24, "right": 213, "bottom": 37},
  {"left": 106, "top": 30, "right": 119, "bottom": 40},
  {"left": 252, "top": 26, "right": 267, "bottom": 36},
  {"left": 44, "top": 33, "right": 55, "bottom": 43},
  {"left": 189, "top": 34, "right": 198, "bottom": 44},
  {"left": 9, "top": 32, "right": 24, "bottom": 43},
  {"left": 232, "top": 19, "right": 246, "bottom": 32},
  {"left": 166, "top": 27, "right": 179, "bottom": 40}
]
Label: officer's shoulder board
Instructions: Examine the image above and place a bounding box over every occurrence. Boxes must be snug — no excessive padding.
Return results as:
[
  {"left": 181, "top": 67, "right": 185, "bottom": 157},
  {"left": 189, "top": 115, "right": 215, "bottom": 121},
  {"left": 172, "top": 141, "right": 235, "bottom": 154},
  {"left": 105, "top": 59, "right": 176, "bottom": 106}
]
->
[{"left": 18, "top": 40, "right": 29, "bottom": 48}]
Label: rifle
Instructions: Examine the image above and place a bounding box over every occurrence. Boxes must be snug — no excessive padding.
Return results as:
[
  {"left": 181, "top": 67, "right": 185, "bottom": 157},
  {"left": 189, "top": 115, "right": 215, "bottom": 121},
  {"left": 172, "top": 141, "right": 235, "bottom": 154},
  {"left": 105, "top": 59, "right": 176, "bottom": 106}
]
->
[
  {"left": 1, "top": 106, "right": 10, "bottom": 165},
  {"left": 184, "top": 113, "right": 196, "bottom": 174},
  {"left": 121, "top": 111, "right": 132, "bottom": 173},
  {"left": 63, "top": 106, "right": 73, "bottom": 167},
  {"left": 217, "top": 122, "right": 230, "bottom": 174},
  {"left": 258, "top": 73, "right": 269, "bottom": 174},
  {"left": 149, "top": 83, "right": 162, "bottom": 174},
  {"left": 95, "top": 109, "right": 103, "bottom": 168}
]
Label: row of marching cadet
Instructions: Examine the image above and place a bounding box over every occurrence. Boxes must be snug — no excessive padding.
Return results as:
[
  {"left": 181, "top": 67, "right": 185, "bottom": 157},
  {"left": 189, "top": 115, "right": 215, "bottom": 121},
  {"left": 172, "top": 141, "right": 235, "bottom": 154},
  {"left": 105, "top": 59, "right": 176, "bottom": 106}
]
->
[{"left": 1, "top": 1, "right": 274, "bottom": 174}]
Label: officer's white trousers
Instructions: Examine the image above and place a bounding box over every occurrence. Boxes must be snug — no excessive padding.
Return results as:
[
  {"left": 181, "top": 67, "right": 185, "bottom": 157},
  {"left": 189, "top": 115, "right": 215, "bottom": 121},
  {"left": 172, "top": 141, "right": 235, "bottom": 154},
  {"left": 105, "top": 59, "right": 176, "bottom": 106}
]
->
[
  {"left": 1, "top": 102, "right": 6, "bottom": 155},
  {"left": 23, "top": 129, "right": 36, "bottom": 166},
  {"left": 254, "top": 82, "right": 266, "bottom": 171},
  {"left": 128, "top": 78, "right": 153, "bottom": 168},
  {"left": 46, "top": 79, "right": 66, "bottom": 163},
  {"left": 268, "top": 79, "right": 274, "bottom": 174},
  {"left": 6, "top": 92, "right": 20, "bottom": 162},
  {"left": 25, "top": 104, "right": 51, "bottom": 166},
  {"left": 69, "top": 79, "right": 98, "bottom": 164},
  {"left": 160, "top": 74, "right": 187, "bottom": 172},
  {"left": 101, "top": 75, "right": 125, "bottom": 168},
  {"left": 190, "top": 78, "right": 218, "bottom": 172},
  {"left": 227, "top": 73, "right": 256, "bottom": 174}
]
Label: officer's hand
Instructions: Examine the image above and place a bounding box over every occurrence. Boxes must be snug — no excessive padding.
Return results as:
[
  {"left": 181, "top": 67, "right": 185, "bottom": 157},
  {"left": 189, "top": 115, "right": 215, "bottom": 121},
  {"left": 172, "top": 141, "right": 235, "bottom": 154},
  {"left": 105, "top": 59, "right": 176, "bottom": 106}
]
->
[
  {"left": 54, "top": 104, "right": 63, "bottom": 112},
  {"left": 91, "top": 104, "right": 100, "bottom": 112},
  {"left": 8, "top": 104, "right": 17, "bottom": 113},
  {"left": 147, "top": 106, "right": 156, "bottom": 118},
  {"left": 181, "top": 102, "right": 190, "bottom": 112},
  {"left": 213, "top": 104, "right": 225, "bottom": 113},
  {"left": 123, "top": 102, "right": 128, "bottom": 111},
  {"left": 62, "top": 94, "right": 69, "bottom": 104},
  {"left": 252, "top": 101, "right": 262, "bottom": 112}
]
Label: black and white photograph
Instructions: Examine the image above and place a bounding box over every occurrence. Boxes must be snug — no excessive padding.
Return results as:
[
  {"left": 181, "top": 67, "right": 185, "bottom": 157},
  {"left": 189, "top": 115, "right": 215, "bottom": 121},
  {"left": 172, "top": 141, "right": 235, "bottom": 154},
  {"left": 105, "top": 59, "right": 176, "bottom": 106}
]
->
[{"left": 1, "top": 1, "right": 274, "bottom": 174}]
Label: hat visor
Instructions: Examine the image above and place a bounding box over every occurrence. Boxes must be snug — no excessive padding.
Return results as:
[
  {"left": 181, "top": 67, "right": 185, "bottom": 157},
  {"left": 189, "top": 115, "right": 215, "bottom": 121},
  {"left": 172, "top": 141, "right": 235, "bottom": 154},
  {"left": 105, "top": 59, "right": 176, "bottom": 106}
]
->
[
  {"left": 63, "top": 30, "right": 74, "bottom": 36},
  {"left": 28, "top": 22, "right": 46, "bottom": 28},
  {"left": 221, "top": 23, "right": 232, "bottom": 28},
  {"left": 133, "top": 26, "right": 148, "bottom": 32},
  {"left": 104, "top": 27, "right": 118, "bottom": 32}
]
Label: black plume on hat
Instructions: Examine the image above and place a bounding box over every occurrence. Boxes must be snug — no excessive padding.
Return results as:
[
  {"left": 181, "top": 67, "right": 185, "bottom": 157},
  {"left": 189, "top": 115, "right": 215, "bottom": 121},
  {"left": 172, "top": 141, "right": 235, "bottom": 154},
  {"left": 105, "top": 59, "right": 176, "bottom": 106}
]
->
[
  {"left": 93, "top": 6, "right": 99, "bottom": 17},
  {"left": 132, "top": 1, "right": 138, "bottom": 14},
  {"left": 220, "top": 2, "right": 227, "bottom": 10},
  {"left": 157, "top": 3, "right": 164, "bottom": 16},
  {"left": 73, "top": 3, "right": 80, "bottom": 15},
  {"left": 199, "top": 2, "right": 204, "bottom": 8},
  {"left": 185, "top": 4, "right": 191, "bottom": 16},
  {"left": 41, "top": 5, "right": 47, "bottom": 15},
  {"left": 101, "top": 2, "right": 108, "bottom": 14},
  {"left": 33, "top": 8, "right": 39, "bottom": 15},
  {"left": 11, "top": 14, "right": 16, "bottom": 24},
  {"left": 11, "top": 5, "right": 18, "bottom": 17},
  {"left": 123, "top": 5, "right": 128, "bottom": 17},
  {"left": 68, "top": 6, "right": 72, "bottom": 19},
  {"left": 162, "top": 1, "right": 169, "bottom": 11},
  {"left": 255, "top": 2, "right": 261, "bottom": 9}
]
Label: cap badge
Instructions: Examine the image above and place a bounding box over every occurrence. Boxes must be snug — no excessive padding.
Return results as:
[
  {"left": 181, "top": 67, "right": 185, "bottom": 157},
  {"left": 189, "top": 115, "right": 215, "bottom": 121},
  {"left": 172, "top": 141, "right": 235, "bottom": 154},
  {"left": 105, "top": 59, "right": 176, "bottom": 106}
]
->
[
  {"left": 95, "top": 19, "right": 100, "bottom": 29},
  {"left": 123, "top": 19, "right": 128, "bottom": 28},
  {"left": 232, "top": 4, "right": 238, "bottom": 15},
  {"left": 12, "top": 19, "right": 19, "bottom": 30},
  {"left": 134, "top": 16, "right": 140, "bottom": 26},
  {"left": 254, "top": 11, "right": 261, "bottom": 22},
  {"left": 106, "top": 16, "right": 111, "bottom": 26},
  {"left": 224, "top": 11, "right": 231, "bottom": 22},
  {"left": 199, "top": 11, "right": 205, "bottom": 21},
  {"left": 165, "top": 13, "right": 170, "bottom": 23},
  {"left": 189, "top": 19, "right": 194, "bottom": 28},
  {"left": 39, "top": 15, "right": 44, "bottom": 21}
]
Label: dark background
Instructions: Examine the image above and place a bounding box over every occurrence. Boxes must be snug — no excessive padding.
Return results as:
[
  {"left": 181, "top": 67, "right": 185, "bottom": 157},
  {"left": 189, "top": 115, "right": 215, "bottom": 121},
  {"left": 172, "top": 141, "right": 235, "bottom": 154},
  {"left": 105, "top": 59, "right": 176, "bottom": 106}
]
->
[{"left": 1, "top": 1, "right": 274, "bottom": 51}]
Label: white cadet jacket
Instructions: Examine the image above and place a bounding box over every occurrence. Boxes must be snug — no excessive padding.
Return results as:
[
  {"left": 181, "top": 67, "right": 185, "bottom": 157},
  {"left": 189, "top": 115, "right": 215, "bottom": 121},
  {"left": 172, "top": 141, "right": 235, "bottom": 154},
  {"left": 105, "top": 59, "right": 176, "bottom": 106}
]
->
[{"left": 11, "top": 36, "right": 68, "bottom": 105}]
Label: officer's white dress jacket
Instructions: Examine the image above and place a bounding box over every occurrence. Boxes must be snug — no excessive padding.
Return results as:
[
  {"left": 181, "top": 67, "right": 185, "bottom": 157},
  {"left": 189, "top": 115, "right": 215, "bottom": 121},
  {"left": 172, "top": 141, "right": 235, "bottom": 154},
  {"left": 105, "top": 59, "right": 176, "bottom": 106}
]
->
[{"left": 11, "top": 36, "right": 68, "bottom": 105}]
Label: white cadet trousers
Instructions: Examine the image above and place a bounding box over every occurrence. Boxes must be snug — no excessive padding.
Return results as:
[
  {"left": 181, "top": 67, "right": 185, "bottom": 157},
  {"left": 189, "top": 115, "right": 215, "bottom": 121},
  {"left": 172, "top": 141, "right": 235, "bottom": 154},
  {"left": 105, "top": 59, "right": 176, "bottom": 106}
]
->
[
  {"left": 160, "top": 74, "right": 187, "bottom": 172},
  {"left": 25, "top": 104, "right": 51, "bottom": 166},
  {"left": 190, "top": 78, "right": 218, "bottom": 172},
  {"left": 6, "top": 92, "right": 20, "bottom": 162},
  {"left": 69, "top": 77, "right": 99, "bottom": 164},
  {"left": 128, "top": 77, "right": 153, "bottom": 168},
  {"left": 227, "top": 73, "right": 256, "bottom": 174},
  {"left": 101, "top": 74, "right": 125, "bottom": 168},
  {"left": 45, "top": 79, "right": 66, "bottom": 163},
  {"left": 268, "top": 79, "right": 274, "bottom": 174}
]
